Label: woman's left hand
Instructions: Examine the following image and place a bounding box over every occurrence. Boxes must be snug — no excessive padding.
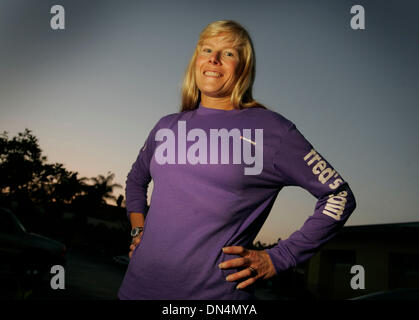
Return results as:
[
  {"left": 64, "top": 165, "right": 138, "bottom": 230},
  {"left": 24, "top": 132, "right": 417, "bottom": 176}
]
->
[{"left": 219, "top": 246, "right": 277, "bottom": 290}]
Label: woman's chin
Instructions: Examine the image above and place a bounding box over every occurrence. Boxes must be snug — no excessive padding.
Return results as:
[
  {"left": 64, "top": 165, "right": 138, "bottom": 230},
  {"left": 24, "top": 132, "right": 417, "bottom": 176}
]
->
[{"left": 200, "top": 88, "right": 231, "bottom": 99}]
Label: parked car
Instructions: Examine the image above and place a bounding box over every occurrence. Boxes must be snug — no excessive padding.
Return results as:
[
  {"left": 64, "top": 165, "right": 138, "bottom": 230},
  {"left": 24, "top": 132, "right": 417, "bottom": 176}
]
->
[{"left": 0, "top": 206, "right": 66, "bottom": 295}]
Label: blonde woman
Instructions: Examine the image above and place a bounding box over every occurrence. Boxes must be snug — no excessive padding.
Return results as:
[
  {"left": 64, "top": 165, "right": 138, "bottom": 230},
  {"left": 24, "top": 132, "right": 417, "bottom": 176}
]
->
[{"left": 118, "top": 20, "right": 356, "bottom": 300}]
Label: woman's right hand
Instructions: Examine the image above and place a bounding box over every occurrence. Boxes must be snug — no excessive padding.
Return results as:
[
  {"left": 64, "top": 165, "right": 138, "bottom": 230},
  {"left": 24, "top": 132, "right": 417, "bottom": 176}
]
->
[{"left": 129, "top": 234, "right": 142, "bottom": 259}]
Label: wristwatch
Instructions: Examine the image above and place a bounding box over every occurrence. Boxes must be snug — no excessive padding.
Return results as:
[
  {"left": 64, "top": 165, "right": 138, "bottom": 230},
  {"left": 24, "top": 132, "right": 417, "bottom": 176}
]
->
[{"left": 130, "top": 226, "right": 144, "bottom": 238}]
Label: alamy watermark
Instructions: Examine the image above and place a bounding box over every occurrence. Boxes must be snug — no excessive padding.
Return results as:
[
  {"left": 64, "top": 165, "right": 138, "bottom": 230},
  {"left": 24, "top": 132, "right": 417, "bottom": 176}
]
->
[
  {"left": 153, "top": 121, "right": 264, "bottom": 175},
  {"left": 50, "top": 5, "right": 65, "bottom": 30},
  {"left": 350, "top": 5, "right": 366, "bottom": 30},
  {"left": 350, "top": 265, "right": 365, "bottom": 290},
  {"left": 50, "top": 265, "right": 65, "bottom": 290}
]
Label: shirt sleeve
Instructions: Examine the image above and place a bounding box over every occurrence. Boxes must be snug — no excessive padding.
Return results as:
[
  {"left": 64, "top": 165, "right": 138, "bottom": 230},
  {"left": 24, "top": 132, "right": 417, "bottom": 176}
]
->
[
  {"left": 265, "top": 122, "right": 357, "bottom": 274},
  {"left": 125, "top": 122, "right": 160, "bottom": 219}
]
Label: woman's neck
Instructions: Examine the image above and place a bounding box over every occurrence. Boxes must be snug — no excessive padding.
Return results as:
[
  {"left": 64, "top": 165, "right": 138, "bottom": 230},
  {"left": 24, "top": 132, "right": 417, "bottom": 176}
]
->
[{"left": 200, "top": 95, "right": 234, "bottom": 110}]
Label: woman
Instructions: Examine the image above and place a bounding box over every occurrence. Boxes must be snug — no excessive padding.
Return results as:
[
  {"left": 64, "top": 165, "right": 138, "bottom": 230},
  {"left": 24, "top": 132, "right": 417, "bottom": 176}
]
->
[{"left": 118, "top": 20, "right": 356, "bottom": 300}]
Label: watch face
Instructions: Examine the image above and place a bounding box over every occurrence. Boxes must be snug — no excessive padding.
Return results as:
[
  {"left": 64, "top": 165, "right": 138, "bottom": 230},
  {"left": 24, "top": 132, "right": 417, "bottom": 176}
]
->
[
  {"left": 131, "top": 227, "right": 143, "bottom": 237},
  {"left": 131, "top": 228, "right": 139, "bottom": 237}
]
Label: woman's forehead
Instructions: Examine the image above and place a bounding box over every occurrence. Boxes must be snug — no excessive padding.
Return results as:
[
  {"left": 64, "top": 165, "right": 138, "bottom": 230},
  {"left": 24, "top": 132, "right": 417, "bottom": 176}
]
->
[{"left": 200, "top": 34, "right": 241, "bottom": 48}]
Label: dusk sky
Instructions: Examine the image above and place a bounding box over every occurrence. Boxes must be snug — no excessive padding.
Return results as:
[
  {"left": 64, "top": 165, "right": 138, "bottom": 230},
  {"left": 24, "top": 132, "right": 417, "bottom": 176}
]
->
[{"left": 1, "top": 0, "right": 418, "bottom": 242}]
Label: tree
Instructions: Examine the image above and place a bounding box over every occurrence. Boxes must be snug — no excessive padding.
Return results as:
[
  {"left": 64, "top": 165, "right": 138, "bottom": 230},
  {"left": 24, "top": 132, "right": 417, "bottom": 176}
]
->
[
  {"left": 0, "top": 129, "right": 86, "bottom": 205},
  {"left": 0, "top": 129, "right": 44, "bottom": 198},
  {"left": 1, "top": 129, "right": 123, "bottom": 217},
  {"left": 84, "top": 172, "right": 122, "bottom": 207},
  {"left": 34, "top": 163, "right": 88, "bottom": 204}
]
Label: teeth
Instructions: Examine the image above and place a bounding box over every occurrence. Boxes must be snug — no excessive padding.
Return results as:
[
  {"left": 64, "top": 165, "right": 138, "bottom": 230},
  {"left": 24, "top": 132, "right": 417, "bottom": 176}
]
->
[{"left": 204, "top": 71, "right": 221, "bottom": 77}]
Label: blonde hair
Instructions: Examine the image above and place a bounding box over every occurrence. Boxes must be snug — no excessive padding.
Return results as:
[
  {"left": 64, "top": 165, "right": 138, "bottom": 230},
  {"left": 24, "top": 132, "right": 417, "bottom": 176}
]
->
[{"left": 180, "top": 20, "right": 266, "bottom": 112}]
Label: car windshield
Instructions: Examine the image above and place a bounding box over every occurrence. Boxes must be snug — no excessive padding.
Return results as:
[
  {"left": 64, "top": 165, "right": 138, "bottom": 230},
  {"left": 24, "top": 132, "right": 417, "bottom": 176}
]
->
[
  {"left": 0, "top": 208, "right": 27, "bottom": 233},
  {"left": 12, "top": 214, "right": 27, "bottom": 233}
]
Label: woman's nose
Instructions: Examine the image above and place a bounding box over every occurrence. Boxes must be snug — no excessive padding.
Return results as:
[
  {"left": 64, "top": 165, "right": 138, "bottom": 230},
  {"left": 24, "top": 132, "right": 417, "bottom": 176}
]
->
[{"left": 209, "top": 51, "right": 221, "bottom": 64}]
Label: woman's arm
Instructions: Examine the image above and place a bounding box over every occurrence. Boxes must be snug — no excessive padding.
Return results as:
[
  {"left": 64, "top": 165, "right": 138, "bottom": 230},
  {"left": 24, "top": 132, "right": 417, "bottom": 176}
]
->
[
  {"left": 129, "top": 212, "right": 145, "bottom": 258},
  {"left": 126, "top": 121, "right": 160, "bottom": 258},
  {"left": 130, "top": 212, "right": 145, "bottom": 229},
  {"left": 265, "top": 123, "right": 357, "bottom": 274},
  {"left": 125, "top": 123, "right": 159, "bottom": 219}
]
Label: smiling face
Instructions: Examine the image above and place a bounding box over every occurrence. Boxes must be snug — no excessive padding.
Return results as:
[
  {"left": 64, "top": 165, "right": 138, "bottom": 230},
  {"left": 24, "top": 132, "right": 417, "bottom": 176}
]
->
[{"left": 195, "top": 35, "right": 241, "bottom": 102}]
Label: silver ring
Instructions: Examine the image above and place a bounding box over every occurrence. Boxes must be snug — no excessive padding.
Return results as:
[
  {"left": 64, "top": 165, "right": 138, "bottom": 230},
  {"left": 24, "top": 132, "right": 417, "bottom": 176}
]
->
[{"left": 248, "top": 266, "right": 258, "bottom": 277}]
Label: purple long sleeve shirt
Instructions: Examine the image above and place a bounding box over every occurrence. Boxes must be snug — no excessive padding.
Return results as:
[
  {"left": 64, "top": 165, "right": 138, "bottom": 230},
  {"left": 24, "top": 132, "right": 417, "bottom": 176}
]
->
[{"left": 117, "top": 103, "right": 356, "bottom": 300}]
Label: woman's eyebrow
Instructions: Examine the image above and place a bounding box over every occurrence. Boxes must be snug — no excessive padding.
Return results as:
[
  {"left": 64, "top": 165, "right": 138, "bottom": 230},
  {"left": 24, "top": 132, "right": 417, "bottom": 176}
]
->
[{"left": 202, "top": 43, "right": 237, "bottom": 51}]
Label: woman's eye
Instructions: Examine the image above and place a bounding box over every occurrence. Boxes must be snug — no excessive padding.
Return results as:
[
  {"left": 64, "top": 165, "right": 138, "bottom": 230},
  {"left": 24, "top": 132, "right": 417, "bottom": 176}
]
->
[
  {"left": 203, "top": 48, "right": 211, "bottom": 53},
  {"left": 224, "top": 51, "right": 235, "bottom": 57}
]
